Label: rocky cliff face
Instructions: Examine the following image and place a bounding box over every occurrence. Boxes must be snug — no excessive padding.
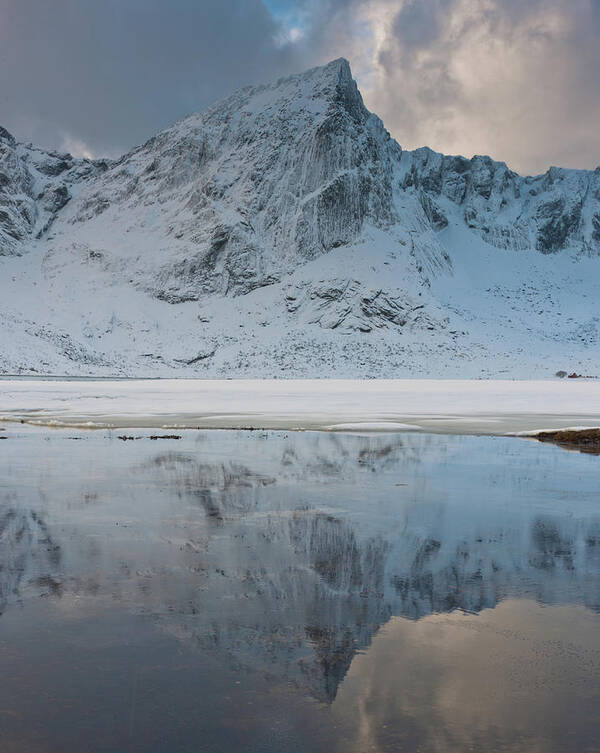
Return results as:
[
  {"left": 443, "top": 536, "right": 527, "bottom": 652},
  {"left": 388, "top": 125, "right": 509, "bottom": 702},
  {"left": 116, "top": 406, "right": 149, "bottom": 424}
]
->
[
  {"left": 1, "top": 59, "right": 599, "bottom": 376},
  {"left": 0, "top": 127, "right": 106, "bottom": 256},
  {"left": 402, "top": 147, "right": 600, "bottom": 255},
  {"left": 56, "top": 58, "right": 417, "bottom": 302}
]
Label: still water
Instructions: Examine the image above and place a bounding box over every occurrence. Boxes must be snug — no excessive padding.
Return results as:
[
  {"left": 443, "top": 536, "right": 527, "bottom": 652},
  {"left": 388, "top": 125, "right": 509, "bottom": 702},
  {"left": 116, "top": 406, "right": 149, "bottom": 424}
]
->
[{"left": 0, "top": 427, "right": 599, "bottom": 752}]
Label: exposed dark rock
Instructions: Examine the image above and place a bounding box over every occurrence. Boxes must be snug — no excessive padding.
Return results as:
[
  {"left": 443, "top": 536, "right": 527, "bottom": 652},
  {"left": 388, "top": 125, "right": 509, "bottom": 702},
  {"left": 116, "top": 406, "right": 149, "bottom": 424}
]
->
[
  {"left": 37, "top": 159, "right": 71, "bottom": 177},
  {"left": 536, "top": 428, "right": 600, "bottom": 455},
  {"left": 418, "top": 191, "right": 448, "bottom": 230},
  {"left": 0, "top": 126, "right": 15, "bottom": 144},
  {"left": 536, "top": 197, "right": 581, "bottom": 253}
]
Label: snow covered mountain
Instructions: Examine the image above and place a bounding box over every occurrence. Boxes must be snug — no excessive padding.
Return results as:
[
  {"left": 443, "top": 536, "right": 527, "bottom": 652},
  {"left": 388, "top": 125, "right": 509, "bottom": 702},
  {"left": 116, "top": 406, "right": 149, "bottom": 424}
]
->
[{"left": 1, "top": 58, "right": 599, "bottom": 377}]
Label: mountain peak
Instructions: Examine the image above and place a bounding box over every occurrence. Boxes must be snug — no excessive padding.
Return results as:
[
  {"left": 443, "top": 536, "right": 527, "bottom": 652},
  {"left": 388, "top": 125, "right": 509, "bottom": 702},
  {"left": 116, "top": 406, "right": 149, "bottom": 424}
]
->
[
  {"left": 296, "top": 57, "right": 365, "bottom": 122},
  {"left": 289, "top": 56, "right": 352, "bottom": 83},
  {"left": 321, "top": 56, "right": 352, "bottom": 77}
]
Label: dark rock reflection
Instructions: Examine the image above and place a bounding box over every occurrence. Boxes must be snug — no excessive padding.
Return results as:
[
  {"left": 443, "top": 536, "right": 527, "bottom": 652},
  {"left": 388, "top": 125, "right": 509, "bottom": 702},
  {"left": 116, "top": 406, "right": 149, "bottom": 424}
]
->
[{"left": 0, "top": 430, "right": 599, "bottom": 706}]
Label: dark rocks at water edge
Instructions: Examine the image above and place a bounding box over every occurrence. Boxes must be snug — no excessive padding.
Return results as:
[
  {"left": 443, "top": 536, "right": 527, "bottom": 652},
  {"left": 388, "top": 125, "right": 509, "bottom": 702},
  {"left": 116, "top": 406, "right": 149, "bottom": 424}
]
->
[{"left": 537, "top": 428, "right": 600, "bottom": 454}]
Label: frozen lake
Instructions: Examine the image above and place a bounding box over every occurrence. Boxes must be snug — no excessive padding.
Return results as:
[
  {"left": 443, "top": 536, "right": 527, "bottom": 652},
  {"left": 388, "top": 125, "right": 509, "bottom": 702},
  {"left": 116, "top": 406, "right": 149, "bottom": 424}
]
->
[
  {"left": 1, "top": 378, "right": 600, "bottom": 434},
  {"left": 0, "top": 426, "right": 599, "bottom": 752}
]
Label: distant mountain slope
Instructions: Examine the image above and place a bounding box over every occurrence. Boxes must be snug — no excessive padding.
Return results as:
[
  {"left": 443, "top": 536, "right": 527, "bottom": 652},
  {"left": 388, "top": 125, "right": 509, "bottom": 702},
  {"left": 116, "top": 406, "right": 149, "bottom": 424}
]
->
[
  {"left": 0, "top": 126, "right": 107, "bottom": 256},
  {"left": 0, "top": 59, "right": 599, "bottom": 377},
  {"left": 401, "top": 147, "right": 600, "bottom": 255}
]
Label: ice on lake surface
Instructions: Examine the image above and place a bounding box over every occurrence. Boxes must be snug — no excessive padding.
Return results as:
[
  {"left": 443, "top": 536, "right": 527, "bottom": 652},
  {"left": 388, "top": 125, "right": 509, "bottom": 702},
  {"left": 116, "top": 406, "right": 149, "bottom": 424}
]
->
[
  {"left": 0, "top": 426, "right": 599, "bottom": 752},
  {"left": 2, "top": 378, "right": 600, "bottom": 434}
]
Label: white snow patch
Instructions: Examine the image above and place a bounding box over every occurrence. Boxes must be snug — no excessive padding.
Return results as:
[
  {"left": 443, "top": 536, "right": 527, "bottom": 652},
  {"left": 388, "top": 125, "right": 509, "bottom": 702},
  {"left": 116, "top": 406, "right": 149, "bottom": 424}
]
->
[{"left": 324, "top": 422, "right": 423, "bottom": 432}]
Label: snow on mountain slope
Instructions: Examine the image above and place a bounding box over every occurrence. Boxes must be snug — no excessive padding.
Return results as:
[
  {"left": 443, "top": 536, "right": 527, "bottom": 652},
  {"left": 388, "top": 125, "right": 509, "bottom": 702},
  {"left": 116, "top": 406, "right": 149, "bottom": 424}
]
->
[
  {"left": 50, "top": 58, "right": 447, "bottom": 303},
  {"left": 0, "top": 59, "right": 599, "bottom": 377},
  {"left": 0, "top": 127, "right": 107, "bottom": 256}
]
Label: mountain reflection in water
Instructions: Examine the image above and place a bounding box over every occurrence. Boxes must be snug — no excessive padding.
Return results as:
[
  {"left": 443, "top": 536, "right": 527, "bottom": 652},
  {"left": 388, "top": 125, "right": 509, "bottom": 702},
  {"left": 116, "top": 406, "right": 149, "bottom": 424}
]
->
[{"left": 0, "top": 428, "right": 599, "bottom": 752}]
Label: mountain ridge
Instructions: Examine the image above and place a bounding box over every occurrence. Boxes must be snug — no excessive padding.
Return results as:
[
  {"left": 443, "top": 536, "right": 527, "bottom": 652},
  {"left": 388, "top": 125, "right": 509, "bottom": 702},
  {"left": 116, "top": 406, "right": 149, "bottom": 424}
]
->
[{"left": 1, "top": 58, "right": 599, "bottom": 377}]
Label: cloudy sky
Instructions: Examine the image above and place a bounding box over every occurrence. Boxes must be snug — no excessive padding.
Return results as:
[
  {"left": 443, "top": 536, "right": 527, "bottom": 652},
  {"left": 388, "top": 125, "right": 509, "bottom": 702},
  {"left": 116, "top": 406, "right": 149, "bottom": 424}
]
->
[{"left": 1, "top": 0, "right": 598, "bottom": 175}]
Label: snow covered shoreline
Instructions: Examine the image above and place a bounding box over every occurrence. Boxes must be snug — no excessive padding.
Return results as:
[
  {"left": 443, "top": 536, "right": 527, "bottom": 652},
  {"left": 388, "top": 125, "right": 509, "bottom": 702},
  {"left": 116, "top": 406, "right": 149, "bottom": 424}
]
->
[{"left": 1, "top": 379, "right": 599, "bottom": 435}]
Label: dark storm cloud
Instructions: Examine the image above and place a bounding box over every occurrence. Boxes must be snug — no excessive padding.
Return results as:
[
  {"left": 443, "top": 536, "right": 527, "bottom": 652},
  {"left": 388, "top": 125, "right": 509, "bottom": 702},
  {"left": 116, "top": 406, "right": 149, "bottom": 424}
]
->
[
  {"left": 0, "top": 0, "right": 303, "bottom": 156},
  {"left": 391, "top": 0, "right": 456, "bottom": 49}
]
